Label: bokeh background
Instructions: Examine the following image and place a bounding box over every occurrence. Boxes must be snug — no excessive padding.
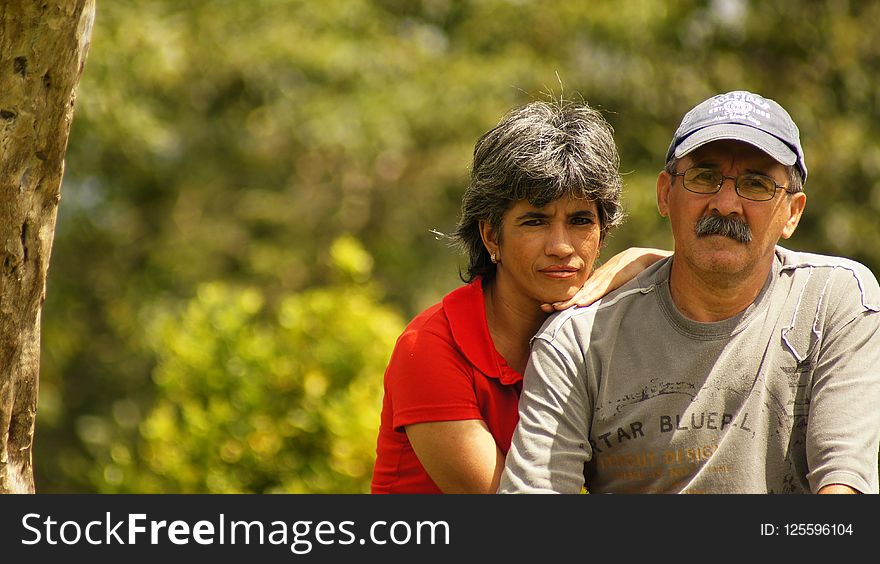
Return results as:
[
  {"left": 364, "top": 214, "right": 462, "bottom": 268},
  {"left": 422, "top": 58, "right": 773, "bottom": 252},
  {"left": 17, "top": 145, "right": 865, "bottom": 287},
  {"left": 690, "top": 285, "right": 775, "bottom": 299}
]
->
[{"left": 36, "top": 0, "right": 880, "bottom": 492}]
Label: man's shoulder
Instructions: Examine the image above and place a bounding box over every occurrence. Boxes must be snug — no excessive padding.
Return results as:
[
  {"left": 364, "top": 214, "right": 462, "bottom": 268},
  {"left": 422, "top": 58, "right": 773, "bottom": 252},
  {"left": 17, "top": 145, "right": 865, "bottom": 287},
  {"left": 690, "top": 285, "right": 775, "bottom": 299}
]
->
[
  {"left": 776, "top": 246, "right": 880, "bottom": 311},
  {"left": 778, "top": 245, "right": 872, "bottom": 270}
]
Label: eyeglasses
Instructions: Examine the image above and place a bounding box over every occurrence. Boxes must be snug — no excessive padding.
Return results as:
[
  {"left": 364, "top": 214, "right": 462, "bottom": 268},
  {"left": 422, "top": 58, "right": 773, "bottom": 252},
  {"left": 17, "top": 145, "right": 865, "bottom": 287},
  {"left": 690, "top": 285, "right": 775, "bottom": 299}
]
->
[{"left": 670, "top": 167, "right": 796, "bottom": 202}]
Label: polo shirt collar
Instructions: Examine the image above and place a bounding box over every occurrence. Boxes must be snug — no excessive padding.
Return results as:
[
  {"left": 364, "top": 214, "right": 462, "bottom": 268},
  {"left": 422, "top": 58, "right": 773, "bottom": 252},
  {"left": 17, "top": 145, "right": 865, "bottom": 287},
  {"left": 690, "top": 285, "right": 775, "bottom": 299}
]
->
[{"left": 442, "top": 277, "right": 523, "bottom": 386}]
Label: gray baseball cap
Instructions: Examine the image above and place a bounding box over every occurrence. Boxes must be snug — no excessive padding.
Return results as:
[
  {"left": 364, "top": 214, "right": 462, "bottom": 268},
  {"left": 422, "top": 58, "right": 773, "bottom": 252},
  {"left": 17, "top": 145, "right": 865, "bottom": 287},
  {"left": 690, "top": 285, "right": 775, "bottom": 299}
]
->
[{"left": 665, "top": 90, "right": 807, "bottom": 183}]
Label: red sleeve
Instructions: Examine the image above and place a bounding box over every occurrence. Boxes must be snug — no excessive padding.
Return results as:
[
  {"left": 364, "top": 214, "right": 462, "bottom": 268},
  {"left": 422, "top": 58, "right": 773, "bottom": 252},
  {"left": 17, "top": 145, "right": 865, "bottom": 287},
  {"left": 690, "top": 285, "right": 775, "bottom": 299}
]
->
[{"left": 385, "top": 324, "right": 483, "bottom": 432}]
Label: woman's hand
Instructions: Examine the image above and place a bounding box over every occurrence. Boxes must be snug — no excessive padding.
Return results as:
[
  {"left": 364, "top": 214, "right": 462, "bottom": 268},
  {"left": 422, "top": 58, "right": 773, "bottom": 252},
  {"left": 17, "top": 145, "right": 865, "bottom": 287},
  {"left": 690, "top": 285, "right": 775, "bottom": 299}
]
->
[{"left": 541, "top": 247, "right": 672, "bottom": 313}]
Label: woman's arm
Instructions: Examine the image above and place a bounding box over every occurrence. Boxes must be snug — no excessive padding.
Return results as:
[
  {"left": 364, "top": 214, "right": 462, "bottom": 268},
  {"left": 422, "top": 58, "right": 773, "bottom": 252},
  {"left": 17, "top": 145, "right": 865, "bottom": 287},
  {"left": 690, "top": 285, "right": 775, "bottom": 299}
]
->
[
  {"left": 405, "top": 419, "right": 505, "bottom": 494},
  {"left": 542, "top": 247, "right": 672, "bottom": 312},
  {"left": 818, "top": 484, "right": 859, "bottom": 494}
]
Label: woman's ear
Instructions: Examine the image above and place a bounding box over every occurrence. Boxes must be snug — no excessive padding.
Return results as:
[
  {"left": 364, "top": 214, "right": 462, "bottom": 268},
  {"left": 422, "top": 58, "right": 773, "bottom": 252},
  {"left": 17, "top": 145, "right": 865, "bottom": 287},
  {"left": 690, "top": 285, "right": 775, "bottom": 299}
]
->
[{"left": 479, "top": 219, "right": 499, "bottom": 260}]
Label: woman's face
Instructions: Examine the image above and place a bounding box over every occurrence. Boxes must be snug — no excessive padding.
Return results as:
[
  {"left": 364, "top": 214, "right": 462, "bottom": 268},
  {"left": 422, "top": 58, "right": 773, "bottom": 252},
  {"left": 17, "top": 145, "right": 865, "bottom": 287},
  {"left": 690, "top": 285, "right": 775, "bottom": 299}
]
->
[{"left": 483, "top": 195, "right": 602, "bottom": 307}]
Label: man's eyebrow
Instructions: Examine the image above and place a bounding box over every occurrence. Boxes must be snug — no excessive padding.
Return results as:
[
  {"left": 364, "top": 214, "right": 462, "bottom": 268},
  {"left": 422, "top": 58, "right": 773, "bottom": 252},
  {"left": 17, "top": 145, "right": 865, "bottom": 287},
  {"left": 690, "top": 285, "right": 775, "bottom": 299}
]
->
[
  {"left": 691, "top": 160, "right": 774, "bottom": 176},
  {"left": 691, "top": 159, "right": 721, "bottom": 169}
]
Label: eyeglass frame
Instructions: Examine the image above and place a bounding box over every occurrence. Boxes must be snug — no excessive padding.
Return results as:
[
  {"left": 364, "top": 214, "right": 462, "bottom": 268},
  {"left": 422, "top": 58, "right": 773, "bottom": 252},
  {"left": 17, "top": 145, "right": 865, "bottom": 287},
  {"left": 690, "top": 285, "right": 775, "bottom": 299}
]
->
[{"left": 668, "top": 166, "right": 799, "bottom": 202}]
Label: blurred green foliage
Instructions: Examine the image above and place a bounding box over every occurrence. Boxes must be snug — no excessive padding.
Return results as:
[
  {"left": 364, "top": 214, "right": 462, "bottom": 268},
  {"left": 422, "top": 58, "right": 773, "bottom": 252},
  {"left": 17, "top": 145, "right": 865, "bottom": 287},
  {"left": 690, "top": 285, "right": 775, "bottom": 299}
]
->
[
  {"left": 97, "top": 237, "right": 403, "bottom": 493},
  {"left": 36, "top": 0, "right": 880, "bottom": 491}
]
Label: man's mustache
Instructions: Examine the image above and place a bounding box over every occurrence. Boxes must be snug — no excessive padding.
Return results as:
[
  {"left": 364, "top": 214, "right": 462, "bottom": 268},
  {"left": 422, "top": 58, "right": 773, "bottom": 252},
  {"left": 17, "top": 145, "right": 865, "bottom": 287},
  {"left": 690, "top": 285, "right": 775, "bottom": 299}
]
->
[{"left": 694, "top": 215, "right": 752, "bottom": 243}]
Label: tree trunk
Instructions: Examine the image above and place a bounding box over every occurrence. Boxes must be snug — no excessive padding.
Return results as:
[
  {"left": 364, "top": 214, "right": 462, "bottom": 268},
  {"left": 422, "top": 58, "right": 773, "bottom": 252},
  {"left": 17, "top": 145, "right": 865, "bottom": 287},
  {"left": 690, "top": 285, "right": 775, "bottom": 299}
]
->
[{"left": 0, "top": 0, "right": 94, "bottom": 493}]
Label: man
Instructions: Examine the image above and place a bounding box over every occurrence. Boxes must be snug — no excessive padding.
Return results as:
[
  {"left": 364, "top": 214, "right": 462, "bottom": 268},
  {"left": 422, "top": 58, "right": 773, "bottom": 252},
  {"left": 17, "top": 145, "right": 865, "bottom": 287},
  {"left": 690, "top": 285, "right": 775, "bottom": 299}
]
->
[{"left": 498, "top": 90, "right": 880, "bottom": 494}]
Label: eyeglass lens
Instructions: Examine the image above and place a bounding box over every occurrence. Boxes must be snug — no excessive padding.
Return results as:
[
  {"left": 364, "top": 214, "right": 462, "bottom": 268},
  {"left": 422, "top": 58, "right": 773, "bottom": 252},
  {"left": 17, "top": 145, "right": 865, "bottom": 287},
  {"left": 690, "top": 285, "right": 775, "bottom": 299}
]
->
[{"left": 683, "top": 168, "right": 777, "bottom": 201}]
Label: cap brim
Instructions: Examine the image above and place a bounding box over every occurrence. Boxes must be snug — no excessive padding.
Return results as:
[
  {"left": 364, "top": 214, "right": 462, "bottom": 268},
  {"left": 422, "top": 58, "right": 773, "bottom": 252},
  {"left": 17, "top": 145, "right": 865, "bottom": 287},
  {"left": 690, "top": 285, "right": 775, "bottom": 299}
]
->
[{"left": 673, "top": 123, "right": 797, "bottom": 167}]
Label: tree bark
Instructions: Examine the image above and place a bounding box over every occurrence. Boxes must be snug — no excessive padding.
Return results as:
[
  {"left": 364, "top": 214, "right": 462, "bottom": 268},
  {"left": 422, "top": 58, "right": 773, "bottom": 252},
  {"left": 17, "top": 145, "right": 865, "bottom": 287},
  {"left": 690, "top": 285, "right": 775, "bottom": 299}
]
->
[{"left": 0, "top": 0, "right": 94, "bottom": 493}]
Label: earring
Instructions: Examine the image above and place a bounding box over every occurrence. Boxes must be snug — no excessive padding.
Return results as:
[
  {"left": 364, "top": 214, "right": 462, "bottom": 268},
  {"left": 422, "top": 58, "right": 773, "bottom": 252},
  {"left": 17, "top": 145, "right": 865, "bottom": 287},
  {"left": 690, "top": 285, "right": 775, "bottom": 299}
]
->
[{"left": 490, "top": 252, "right": 497, "bottom": 264}]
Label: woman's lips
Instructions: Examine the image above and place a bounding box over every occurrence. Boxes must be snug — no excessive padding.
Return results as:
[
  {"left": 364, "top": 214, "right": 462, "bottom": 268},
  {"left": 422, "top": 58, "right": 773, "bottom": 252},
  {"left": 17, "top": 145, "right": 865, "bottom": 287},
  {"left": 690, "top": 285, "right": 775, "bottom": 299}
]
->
[{"left": 540, "top": 266, "right": 579, "bottom": 279}]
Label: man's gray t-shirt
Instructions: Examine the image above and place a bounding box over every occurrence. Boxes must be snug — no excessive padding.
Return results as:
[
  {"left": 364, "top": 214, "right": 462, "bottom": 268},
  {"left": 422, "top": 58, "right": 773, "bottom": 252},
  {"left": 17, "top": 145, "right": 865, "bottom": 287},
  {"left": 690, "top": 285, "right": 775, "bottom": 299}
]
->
[{"left": 499, "top": 247, "right": 880, "bottom": 493}]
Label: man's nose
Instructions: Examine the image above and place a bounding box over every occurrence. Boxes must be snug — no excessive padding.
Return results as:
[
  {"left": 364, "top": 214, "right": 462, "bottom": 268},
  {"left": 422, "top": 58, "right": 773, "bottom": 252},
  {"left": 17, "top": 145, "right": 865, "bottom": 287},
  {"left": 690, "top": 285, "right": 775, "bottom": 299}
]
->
[{"left": 707, "top": 176, "right": 744, "bottom": 216}]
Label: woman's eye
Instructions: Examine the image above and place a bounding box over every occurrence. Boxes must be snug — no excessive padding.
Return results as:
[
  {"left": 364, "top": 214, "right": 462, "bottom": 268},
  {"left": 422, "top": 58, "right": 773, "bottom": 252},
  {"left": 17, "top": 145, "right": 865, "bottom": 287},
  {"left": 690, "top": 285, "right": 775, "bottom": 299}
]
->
[{"left": 571, "top": 217, "right": 594, "bottom": 225}]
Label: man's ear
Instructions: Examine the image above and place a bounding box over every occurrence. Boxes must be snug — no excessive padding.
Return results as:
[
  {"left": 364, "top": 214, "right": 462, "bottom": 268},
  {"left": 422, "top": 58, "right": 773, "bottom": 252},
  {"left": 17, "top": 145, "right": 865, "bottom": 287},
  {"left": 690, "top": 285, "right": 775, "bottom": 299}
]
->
[
  {"left": 657, "top": 171, "right": 672, "bottom": 218},
  {"left": 781, "top": 192, "right": 807, "bottom": 239}
]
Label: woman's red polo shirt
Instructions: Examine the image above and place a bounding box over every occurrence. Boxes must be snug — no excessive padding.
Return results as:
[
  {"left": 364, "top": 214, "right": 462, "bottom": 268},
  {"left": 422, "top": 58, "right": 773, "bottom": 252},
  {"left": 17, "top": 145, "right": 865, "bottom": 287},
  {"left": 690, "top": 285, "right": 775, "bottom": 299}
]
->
[{"left": 370, "top": 278, "right": 524, "bottom": 493}]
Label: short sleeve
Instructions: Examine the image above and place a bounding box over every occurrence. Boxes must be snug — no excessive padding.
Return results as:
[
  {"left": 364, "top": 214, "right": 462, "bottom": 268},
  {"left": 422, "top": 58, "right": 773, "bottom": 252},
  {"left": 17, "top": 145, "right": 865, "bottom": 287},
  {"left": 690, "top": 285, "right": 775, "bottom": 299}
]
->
[
  {"left": 806, "top": 264, "right": 880, "bottom": 493},
  {"left": 385, "top": 327, "right": 483, "bottom": 432}
]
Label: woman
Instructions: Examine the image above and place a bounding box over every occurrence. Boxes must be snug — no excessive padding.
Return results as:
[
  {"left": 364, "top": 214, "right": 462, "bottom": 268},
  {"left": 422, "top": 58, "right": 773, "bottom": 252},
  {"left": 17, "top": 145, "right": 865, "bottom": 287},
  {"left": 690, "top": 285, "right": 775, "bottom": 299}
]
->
[{"left": 370, "top": 99, "right": 669, "bottom": 493}]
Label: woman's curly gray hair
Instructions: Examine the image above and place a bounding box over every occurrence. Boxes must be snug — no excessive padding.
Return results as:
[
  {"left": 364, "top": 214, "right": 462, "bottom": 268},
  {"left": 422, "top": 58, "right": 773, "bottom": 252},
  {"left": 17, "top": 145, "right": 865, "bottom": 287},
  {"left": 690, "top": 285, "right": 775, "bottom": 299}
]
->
[{"left": 452, "top": 98, "right": 625, "bottom": 282}]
